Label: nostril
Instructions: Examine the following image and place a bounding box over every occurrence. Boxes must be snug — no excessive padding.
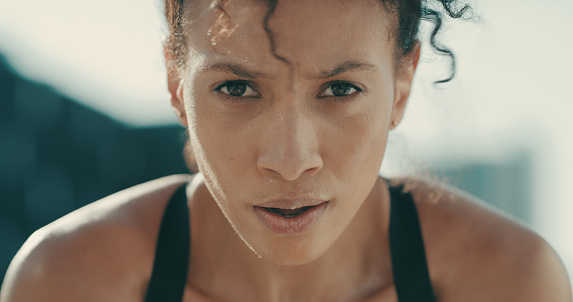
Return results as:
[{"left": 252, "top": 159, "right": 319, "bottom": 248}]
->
[
  {"left": 257, "top": 153, "right": 323, "bottom": 181},
  {"left": 256, "top": 118, "right": 323, "bottom": 181}
]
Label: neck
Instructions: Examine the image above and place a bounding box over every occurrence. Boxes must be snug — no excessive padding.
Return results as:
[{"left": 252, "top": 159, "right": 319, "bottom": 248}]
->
[{"left": 188, "top": 176, "right": 393, "bottom": 302}]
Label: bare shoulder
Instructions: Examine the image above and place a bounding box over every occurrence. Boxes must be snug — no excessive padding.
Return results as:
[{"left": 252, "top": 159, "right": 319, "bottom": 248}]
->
[
  {"left": 0, "top": 174, "right": 191, "bottom": 302},
  {"left": 397, "top": 177, "right": 572, "bottom": 302}
]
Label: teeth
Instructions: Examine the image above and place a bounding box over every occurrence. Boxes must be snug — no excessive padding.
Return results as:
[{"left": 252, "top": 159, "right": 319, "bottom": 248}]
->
[{"left": 265, "top": 206, "right": 312, "bottom": 218}]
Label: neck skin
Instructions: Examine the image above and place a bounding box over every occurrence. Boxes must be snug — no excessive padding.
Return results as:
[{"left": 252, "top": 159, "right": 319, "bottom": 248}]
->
[{"left": 186, "top": 175, "right": 393, "bottom": 302}]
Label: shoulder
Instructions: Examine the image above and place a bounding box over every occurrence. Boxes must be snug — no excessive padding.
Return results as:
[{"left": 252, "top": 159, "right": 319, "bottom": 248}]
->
[
  {"left": 397, "top": 177, "right": 572, "bottom": 302},
  {"left": 0, "top": 174, "right": 192, "bottom": 302}
]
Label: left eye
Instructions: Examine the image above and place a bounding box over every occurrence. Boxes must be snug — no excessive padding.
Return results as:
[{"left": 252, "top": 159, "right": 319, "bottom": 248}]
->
[{"left": 318, "top": 82, "right": 360, "bottom": 98}]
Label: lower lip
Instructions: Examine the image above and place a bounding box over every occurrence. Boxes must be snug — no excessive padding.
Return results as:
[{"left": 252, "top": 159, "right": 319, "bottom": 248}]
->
[{"left": 254, "top": 202, "right": 329, "bottom": 235}]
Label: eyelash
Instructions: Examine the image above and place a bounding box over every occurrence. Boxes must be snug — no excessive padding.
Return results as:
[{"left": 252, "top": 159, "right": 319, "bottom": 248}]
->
[
  {"left": 213, "top": 80, "right": 260, "bottom": 102},
  {"left": 213, "top": 80, "right": 364, "bottom": 103},
  {"left": 317, "top": 81, "right": 364, "bottom": 102}
]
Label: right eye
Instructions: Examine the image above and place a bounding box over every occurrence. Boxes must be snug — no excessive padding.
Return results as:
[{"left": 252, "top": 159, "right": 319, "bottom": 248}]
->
[{"left": 214, "top": 80, "right": 260, "bottom": 98}]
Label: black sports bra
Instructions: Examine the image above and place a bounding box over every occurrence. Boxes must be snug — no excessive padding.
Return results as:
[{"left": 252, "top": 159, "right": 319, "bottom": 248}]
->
[{"left": 144, "top": 180, "right": 436, "bottom": 301}]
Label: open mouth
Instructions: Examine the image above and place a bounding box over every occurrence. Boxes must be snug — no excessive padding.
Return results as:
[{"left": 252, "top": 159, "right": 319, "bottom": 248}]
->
[
  {"left": 262, "top": 206, "right": 314, "bottom": 218},
  {"left": 254, "top": 202, "right": 329, "bottom": 234}
]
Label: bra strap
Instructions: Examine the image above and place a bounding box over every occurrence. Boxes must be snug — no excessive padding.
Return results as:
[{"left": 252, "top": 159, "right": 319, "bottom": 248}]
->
[
  {"left": 388, "top": 183, "right": 437, "bottom": 302},
  {"left": 144, "top": 183, "right": 190, "bottom": 301}
]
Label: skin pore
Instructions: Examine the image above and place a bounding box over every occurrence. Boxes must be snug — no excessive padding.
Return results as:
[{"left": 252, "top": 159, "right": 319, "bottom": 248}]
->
[{"left": 168, "top": 0, "right": 418, "bottom": 300}]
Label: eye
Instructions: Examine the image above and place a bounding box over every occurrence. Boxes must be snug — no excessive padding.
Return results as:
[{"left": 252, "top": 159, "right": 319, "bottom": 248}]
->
[
  {"left": 317, "top": 81, "right": 362, "bottom": 99},
  {"left": 214, "top": 80, "right": 260, "bottom": 98}
]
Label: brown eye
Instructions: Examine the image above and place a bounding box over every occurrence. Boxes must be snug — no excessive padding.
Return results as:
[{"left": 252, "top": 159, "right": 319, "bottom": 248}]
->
[
  {"left": 331, "top": 84, "right": 352, "bottom": 96},
  {"left": 216, "top": 81, "right": 259, "bottom": 98},
  {"left": 318, "top": 81, "right": 361, "bottom": 98},
  {"left": 226, "top": 83, "right": 246, "bottom": 96}
]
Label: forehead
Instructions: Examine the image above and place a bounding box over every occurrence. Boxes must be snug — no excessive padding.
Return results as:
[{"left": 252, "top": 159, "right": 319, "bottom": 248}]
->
[{"left": 183, "top": 0, "right": 394, "bottom": 77}]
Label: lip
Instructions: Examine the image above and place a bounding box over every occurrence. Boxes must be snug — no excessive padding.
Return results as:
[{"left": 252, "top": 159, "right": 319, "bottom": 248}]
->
[
  {"left": 254, "top": 201, "right": 329, "bottom": 234},
  {"left": 256, "top": 198, "right": 327, "bottom": 209}
]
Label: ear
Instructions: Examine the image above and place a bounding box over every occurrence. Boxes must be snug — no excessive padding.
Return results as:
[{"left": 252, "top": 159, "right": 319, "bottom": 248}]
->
[
  {"left": 390, "top": 41, "right": 421, "bottom": 130},
  {"left": 165, "top": 46, "right": 189, "bottom": 127}
]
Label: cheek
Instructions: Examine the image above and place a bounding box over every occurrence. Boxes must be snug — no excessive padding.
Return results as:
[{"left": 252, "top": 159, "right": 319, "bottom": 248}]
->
[
  {"left": 184, "top": 88, "right": 253, "bottom": 197},
  {"left": 324, "top": 97, "right": 392, "bottom": 181}
]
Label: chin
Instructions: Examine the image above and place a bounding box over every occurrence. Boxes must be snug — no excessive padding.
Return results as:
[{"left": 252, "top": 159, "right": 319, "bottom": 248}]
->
[
  {"left": 249, "top": 231, "right": 333, "bottom": 266},
  {"left": 259, "top": 247, "right": 325, "bottom": 266}
]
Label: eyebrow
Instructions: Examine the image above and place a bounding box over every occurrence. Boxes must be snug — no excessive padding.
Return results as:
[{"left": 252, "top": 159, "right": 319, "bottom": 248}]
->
[
  {"left": 201, "top": 63, "right": 270, "bottom": 79},
  {"left": 200, "top": 60, "right": 378, "bottom": 79},
  {"left": 318, "top": 61, "right": 378, "bottom": 79}
]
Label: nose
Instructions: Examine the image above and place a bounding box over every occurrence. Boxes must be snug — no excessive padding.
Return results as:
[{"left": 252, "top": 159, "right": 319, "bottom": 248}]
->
[{"left": 256, "top": 107, "right": 323, "bottom": 181}]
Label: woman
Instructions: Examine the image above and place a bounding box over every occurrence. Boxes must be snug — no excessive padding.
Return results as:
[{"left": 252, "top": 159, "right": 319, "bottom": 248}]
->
[{"left": 1, "top": 0, "right": 571, "bottom": 301}]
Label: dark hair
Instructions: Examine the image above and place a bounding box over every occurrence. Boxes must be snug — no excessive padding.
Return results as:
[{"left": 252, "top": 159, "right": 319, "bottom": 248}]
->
[{"left": 163, "top": 0, "right": 471, "bottom": 84}]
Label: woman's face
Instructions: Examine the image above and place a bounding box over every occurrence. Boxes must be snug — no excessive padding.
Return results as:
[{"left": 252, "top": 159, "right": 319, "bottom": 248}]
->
[{"left": 170, "top": 0, "right": 417, "bottom": 265}]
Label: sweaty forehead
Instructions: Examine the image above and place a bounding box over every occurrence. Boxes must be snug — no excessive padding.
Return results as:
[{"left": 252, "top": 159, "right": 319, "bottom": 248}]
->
[{"left": 183, "top": 0, "right": 394, "bottom": 78}]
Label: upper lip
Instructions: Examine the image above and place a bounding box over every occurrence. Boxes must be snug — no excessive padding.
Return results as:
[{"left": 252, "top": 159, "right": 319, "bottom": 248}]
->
[{"left": 256, "top": 198, "right": 328, "bottom": 210}]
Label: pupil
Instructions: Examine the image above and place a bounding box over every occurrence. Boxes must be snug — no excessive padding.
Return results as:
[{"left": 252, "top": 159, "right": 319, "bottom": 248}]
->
[
  {"left": 332, "top": 84, "right": 349, "bottom": 96},
  {"left": 228, "top": 84, "right": 246, "bottom": 96}
]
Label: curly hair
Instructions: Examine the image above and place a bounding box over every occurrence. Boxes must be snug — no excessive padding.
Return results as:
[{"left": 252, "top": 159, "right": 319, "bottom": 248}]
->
[{"left": 163, "top": 0, "right": 471, "bottom": 84}]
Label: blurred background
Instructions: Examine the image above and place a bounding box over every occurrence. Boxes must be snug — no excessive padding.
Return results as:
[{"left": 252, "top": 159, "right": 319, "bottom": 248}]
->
[{"left": 0, "top": 0, "right": 572, "bottom": 289}]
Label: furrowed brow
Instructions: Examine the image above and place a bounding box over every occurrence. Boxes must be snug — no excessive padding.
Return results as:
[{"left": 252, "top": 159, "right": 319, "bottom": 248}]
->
[
  {"left": 318, "top": 61, "right": 378, "bottom": 79},
  {"left": 202, "top": 63, "right": 270, "bottom": 79}
]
